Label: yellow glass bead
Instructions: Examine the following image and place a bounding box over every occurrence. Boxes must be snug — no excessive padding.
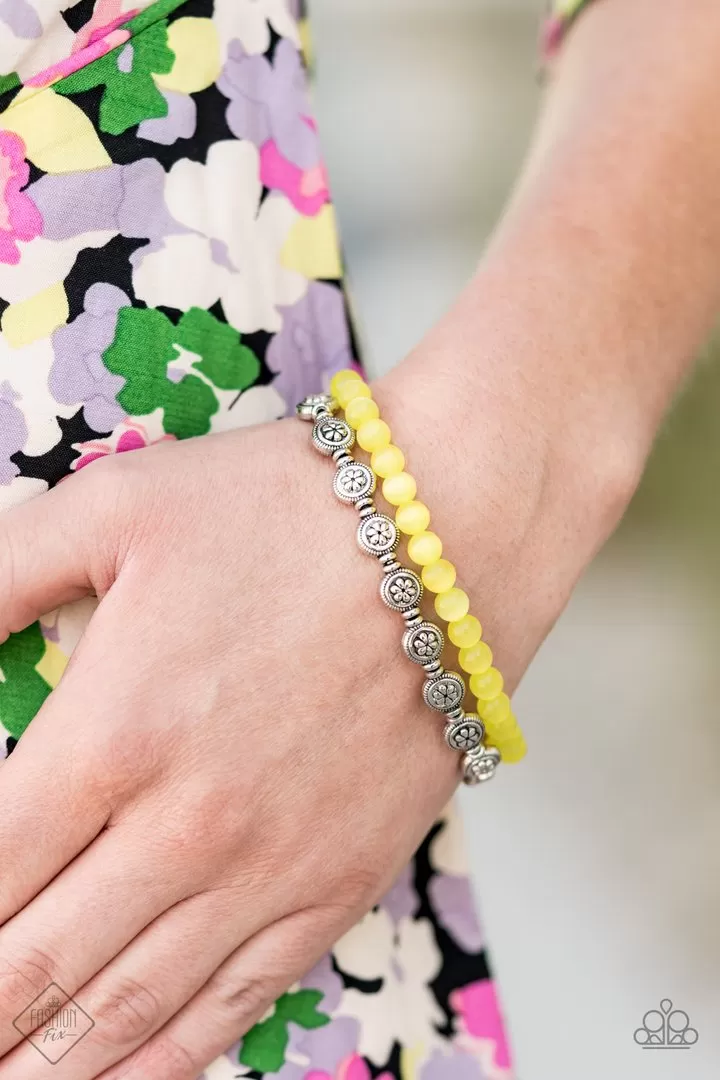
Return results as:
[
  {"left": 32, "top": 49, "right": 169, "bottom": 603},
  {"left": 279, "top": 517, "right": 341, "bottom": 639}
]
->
[
  {"left": 470, "top": 667, "right": 504, "bottom": 701},
  {"left": 421, "top": 559, "right": 456, "bottom": 593},
  {"left": 448, "top": 614, "right": 482, "bottom": 649},
  {"left": 396, "top": 500, "right": 431, "bottom": 535},
  {"left": 337, "top": 378, "right": 371, "bottom": 409},
  {"left": 434, "top": 588, "right": 470, "bottom": 623},
  {"left": 407, "top": 531, "right": 443, "bottom": 566},
  {"left": 480, "top": 692, "right": 511, "bottom": 723},
  {"left": 356, "top": 418, "right": 391, "bottom": 452},
  {"left": 371, "top": 445, "right": 405, "bottom": 478},
  {"left": 382, "top": 472, "right": 417, "bottom": 507},
  {"left": 345, "top": 396, "right": 379, "bottom": 429},
  {"left": 458, "top": 640, "right": 493, "bottom": 675},
  {"left": 497, "top": 734, "right": 527, "bottom": 764},
  {"left": 329, "top": 368, "right": 363, "bottom": 399}
]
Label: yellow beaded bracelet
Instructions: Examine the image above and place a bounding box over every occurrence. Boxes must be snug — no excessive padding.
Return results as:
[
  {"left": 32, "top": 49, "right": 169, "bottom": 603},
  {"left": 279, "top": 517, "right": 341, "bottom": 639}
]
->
[{"left": 330, "top": 368, "right": 527, "bottom": 765}]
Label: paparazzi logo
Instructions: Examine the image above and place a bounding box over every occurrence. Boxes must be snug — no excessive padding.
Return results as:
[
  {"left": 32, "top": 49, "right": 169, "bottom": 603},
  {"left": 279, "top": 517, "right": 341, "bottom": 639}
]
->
[
  {"left": 633, "top": 998, "right": 698, "bottom": 1049},
  {"left": 13, "top": 982, "right": 94, "bottom": 1063}
]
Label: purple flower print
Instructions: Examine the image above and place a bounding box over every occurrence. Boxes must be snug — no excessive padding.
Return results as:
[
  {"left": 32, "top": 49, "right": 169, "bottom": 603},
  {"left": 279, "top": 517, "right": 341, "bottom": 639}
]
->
[
  {"left": 138, "top": 90, "right": 198, "bottom": 145},
  {"left": 428, "top": 872, "right": 484, "bottom": 954},
  {"left": 29, "top": 159, "right": 185, "bottom": 245},
  {"left": 420, "top": 1048, "right": 487, "bottom": 1080},
  {"left": 0, "top": 0, "right": 42, "bottom": 39},
  {"left": 380, "top": 863, "right": 421, "bottom": 926},
  {"left": 49, "top": 284, "right": 129, "bottom": 433},
  {"left": 0, "top": 381, "right": 28, "bottom": 485},
  {"left": 267, "top": 282, "right": 355, "bottom": 415},
  {"left": 218, "top": 39, "right": 319, "bottom": 170}
]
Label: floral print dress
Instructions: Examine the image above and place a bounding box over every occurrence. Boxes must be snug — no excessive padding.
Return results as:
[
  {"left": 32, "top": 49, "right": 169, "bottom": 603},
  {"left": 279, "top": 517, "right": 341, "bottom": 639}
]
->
[{"left": 0, "top": 2, "right": 512, "bottom": 1078}]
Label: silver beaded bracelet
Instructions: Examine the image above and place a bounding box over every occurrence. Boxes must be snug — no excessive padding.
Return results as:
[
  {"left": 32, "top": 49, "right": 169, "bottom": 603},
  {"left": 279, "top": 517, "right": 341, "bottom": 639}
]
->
[{"left": 297, "top": 393, "right": 500, "bottom": 786}]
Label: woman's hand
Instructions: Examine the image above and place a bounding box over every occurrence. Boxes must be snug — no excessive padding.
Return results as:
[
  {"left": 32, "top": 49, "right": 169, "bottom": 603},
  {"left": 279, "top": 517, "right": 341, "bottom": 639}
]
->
[{"left": 0, "top": 331, "right": 632, "bottom": 1080}]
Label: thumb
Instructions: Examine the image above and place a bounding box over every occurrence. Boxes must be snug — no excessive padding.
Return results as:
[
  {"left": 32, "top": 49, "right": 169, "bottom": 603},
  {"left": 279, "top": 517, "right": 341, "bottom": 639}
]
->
[{"left": 0, "top": 463, "right": 124, "bottom": 643}]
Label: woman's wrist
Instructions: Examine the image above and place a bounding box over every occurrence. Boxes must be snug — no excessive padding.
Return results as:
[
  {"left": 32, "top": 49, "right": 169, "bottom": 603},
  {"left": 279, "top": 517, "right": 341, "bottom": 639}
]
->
[{"left": 370, "top": 268, "right": 649, "bottom": 685}]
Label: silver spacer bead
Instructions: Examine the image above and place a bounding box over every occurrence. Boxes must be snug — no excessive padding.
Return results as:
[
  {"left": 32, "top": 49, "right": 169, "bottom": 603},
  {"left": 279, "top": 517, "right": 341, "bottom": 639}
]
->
[
  {"left": 462, "top": 745, "right": 501, "bottom": 786},
  {"left": 357, "top": 513, "right": 399, "bottom": 557},
  {"left": 402, "top": 621, "right": 445, "bottom": 665},
  {"left": 357, "top": 502, "right": 376, "bottom": 519},
  {"left": 445, "top": 706, "right": 464, "bottom": 722},
  {"left": 423, "top": 671, "right": 466, "bottom": 714},
  {"left": 402, "top": 607, "right": 421, "bottom": 622},
  {"left": 424, "top": 660, "right": 444, "bottom": 677},
  {"left": 312, "top": 416, "right": 355, "bottom": 456},
  {"left": 379, "top": 567, "right": 423, "bottom": 612},
  {"left": 379, "top": 552, "right": 398, "bottom": 570},
  {"left": 296, "top": 393, "right": 339, "bottom": 421},
  {"left": 445, "top": 715, "right": 485, "bottom": 753},
  {"left": 333, "top": 448, "right": 354, "bottom": 467}
]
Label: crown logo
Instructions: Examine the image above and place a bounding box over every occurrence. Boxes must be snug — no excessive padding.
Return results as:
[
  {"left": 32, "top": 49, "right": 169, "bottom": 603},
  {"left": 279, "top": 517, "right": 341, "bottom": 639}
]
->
[
  {"left": 45, "top": 996, "right": 62, "bottom": 1012},
  {"left": 633, "top": 998, "right": 698, "bottom": 1048}
]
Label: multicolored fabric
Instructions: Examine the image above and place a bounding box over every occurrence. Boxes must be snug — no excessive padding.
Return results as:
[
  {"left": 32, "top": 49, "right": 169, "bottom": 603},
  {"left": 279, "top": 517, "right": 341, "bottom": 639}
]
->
[
  {"left": 542, "top": 0, "right": 595, "bottom": 59},
  {"left": 0, "top": 1, "right": 512, "bottom": 1077}
]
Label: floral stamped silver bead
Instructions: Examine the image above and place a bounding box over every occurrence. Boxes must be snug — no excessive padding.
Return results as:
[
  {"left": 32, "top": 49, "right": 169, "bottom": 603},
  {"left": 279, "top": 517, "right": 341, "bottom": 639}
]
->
[
  {"left": 445, "top": 715, "right": 485, "bottom": 752},
  {"left": 402, "top": 621, "right": 444, "bottom": 666},
  {"left": 423, "top": 671, "right": 465, "bottom": 714},
  {"left": 463, "top": 746, "right": 501, "bottom": 785},
  {"left": 357, "top": 514, "right": 399, "bottom": 557},
  {"left": 333, "top": 462, "right": 376, "bottom": 504},
  {"left": 312, "top": 416, "right": 355, "bottom": 456},
  {"left": 380, "top": 568, "right": 423, "bottom": 612},
  {"left": 296, "top": 393, "right": 339, "bottom": 421}
]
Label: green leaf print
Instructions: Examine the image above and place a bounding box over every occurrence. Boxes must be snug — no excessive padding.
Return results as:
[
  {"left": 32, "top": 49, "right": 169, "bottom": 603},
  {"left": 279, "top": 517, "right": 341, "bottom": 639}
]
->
[
  {"left": 103, "top": 306, "right": 261, "bottom": 440},
  {"left": 0, "top": 623, "right": 52, "bottom": 741},
  {"left": 0, "top": 72, "right": 21, "bottom": 96},
  {"left": 176, "top": 308, "right": 261, "bottom": 391},
  {"left": 239, "top": 990, "right": 330, "bottom": 1073},
  {"left": 55, "top": 22, "right": 174, "bottom": 135}
]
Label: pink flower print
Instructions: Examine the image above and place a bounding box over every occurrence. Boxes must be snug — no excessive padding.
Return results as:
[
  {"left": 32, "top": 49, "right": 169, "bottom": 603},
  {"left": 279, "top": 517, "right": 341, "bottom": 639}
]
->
[
  {"left": 0, "top": 132, "right": 42, "bottom": 265},
  {"left": 74, "top": 426, "right": 175, "bottom": 471},
  {"left": 73, "top": 1, "right": 140, "bottom": 51},
  {"left": 26, "top": 27, "right": 132, "bottom": 88},
  {"left": 450, "top": 980, "right": 512, "bottom": 1072},
  {"left": 260, "top": 120, "right": 330, "bottom": 216},
  {"left": 306, "top": 1054, "right": 394, "bottom": 1080}
]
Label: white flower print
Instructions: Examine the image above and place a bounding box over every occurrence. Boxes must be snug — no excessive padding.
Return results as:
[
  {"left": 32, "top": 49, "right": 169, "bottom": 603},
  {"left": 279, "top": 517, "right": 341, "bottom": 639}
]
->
[
  {"left": 334, "top": 909, "right": 444, "bottom": 1067},
  {"left": 214, "top": 0, "right": 300, "bottom": 56},
  {"left": 133, "top": 140, "right": 307, "bottom": 333}
]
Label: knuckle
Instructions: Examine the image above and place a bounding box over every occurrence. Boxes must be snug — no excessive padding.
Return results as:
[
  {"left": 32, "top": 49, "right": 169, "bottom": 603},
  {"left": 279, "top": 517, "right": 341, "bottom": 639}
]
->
[
  {"left": 92, "top": 977, "right": 162, "bottom": 1048},
  {"left": 104, "top": 1035, "right": 196, "bottom": 1080},
  {"left": 0, "top": 947, "right": 62, "bottom": 1016},
  {"left": 209, "top": 970, "right": 273, "bottom": 1027}
]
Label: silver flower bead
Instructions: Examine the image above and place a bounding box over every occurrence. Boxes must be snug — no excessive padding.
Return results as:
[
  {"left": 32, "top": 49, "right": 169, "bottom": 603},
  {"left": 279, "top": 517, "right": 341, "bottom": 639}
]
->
[
  {"left": 445, "top": 715, "right": 485, "bottom": 752},
  {"left": 333, "top": 462, "right": 376, "bottom": 504},
  {"left": 463, "top": 746, "right": 501, "bottom": 785},
  {"left": 312, "top": 416, "right": 355, "bottom": 455},
  {"left": 380, "top": 568, "right": 423, "bottom": 612},
  {"left": 422, "top": 672, "right": 465, "bottom": 714},
  {"left": 296, "top": 393, "right": 338, "bottom": 421},
  {"left": 357, "top": 514, "right": 399, "bottom": 557},
  {"left": 402, "top": 621, "right": 444, "bottom": 666}
]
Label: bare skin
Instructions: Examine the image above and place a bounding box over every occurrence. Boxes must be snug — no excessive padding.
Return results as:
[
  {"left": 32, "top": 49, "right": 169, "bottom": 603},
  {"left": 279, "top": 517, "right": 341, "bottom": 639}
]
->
[{"left": 1, "top": 1, "right": 720, "bottom": 1076}]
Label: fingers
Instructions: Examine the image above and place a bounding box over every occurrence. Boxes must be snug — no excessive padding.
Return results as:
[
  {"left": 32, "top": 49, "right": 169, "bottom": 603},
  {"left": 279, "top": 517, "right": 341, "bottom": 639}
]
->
[
  {"left": 0, "top": 890, "right": 256, "bottom": 1080},
  {"left": 0, "top": 821, "right": 191, "bottom": 1058},
  {"left": 0, "top": 714, "right": 110, "bottom": 927},
  {"left": 97, "top": 908, "right": 347, "bottom": 1080},
  {"left": 0, "top": 463, "right": 123, "bottom": 642}
]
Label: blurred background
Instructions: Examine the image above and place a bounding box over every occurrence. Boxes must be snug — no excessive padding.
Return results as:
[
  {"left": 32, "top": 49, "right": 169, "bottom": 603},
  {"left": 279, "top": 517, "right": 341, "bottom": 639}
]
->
[{"left": 310, "top": 1, "right": 720, "bottom": 1077}]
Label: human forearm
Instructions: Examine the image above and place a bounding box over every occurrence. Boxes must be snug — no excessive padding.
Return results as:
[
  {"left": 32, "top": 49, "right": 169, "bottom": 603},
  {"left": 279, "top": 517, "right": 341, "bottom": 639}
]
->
[{"left": 374, "top": 0, "right": 720, "bottom": 683}]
